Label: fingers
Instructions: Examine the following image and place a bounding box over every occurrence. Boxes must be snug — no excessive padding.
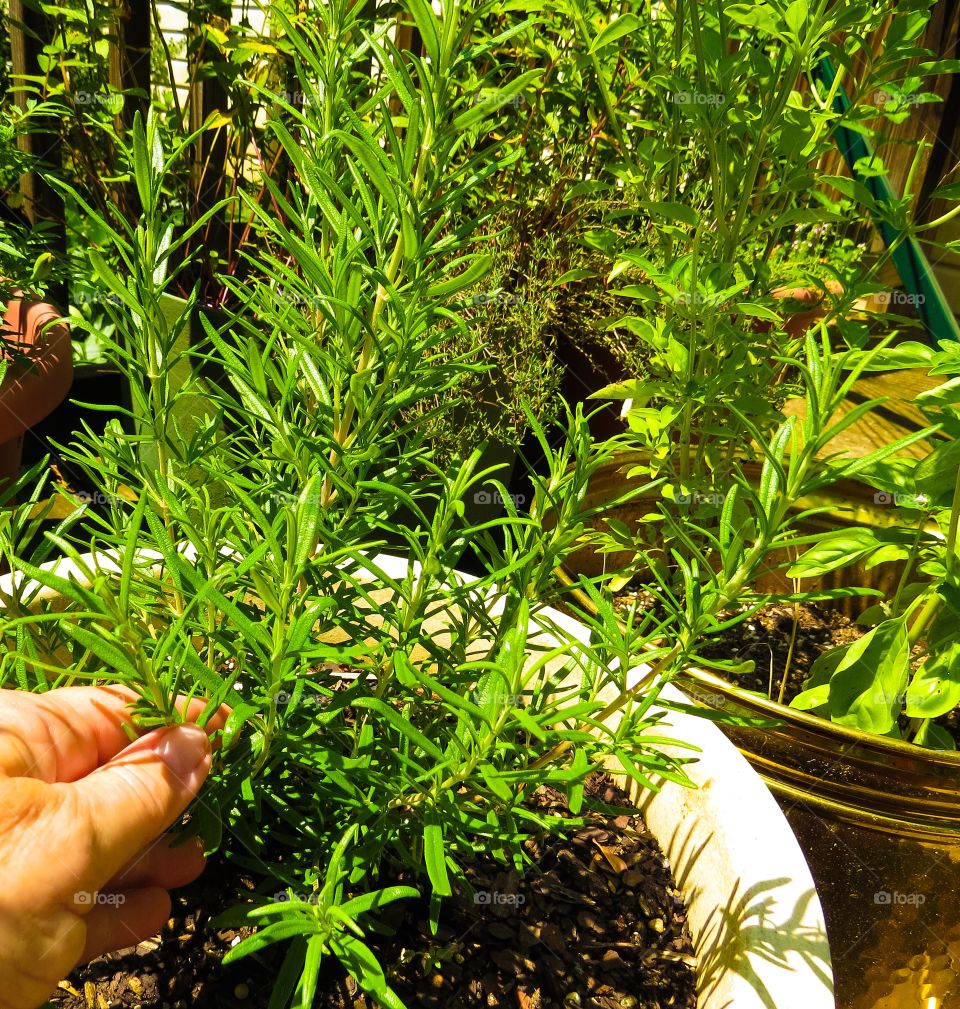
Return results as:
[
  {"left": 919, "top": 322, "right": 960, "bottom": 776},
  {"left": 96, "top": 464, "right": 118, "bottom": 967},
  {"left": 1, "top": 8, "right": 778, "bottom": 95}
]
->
[
  {"left": 78, "top": 886, "right": 171, "bottom": 964},
  {"left": 61, "top": 723, "right": 213, "bottom": 885},
  {"left": 0, "top": 685, "right": 231, "bottom": 782},
  {"left": 106, "top": 834, "right": 207, "bottom": 891},
  {"left": 0, "top": 685, "right": 137, "bottom": 781}
]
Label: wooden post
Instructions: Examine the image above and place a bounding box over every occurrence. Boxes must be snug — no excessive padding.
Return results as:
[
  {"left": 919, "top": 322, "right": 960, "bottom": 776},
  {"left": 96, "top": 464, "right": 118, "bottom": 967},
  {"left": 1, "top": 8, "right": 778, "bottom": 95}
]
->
[
  {"left": 114, "top": 0, "right": 152, "bottom": 133},
  {"left": 7, "top": 0, "right": 66, "bottom": 306},
  {"left": 186, "top": 0, "right": 231, "bottom": 306},
  {"left": 109, "top": 0, "right": 152, "bottom": 220}
]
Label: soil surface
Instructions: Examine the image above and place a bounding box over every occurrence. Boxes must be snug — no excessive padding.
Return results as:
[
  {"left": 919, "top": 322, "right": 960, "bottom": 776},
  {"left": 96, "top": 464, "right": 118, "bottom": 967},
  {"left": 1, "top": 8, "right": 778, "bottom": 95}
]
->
[
  {"left": 696, "top": 601, "right": 863, "bottom": 704},
  {"left": 690, "top": 600, "right": 960, "bottom": 743},
  {"left": 50, "top": 774, "right": 696, "bottom": 1009}
]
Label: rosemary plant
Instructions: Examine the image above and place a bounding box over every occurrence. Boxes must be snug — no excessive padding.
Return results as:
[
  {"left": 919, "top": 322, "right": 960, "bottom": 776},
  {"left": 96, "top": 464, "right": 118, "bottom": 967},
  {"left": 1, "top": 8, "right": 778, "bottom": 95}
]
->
[{"left": 0, "top": 2, "right": 692, "bottom": 1004}]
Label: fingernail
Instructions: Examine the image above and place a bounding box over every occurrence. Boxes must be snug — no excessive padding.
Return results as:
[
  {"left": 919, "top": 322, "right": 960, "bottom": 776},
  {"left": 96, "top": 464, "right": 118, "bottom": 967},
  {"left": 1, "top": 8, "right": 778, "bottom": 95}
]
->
[{"left": 157, "top": 724, "right": 211, "bottom": 786}]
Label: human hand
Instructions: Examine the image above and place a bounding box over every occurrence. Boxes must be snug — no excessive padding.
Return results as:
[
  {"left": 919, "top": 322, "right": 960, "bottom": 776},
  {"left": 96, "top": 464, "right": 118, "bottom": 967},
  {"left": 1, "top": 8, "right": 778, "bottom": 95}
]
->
[{"left": 0, "top": 685, "right": 228, "bottom": 1009}]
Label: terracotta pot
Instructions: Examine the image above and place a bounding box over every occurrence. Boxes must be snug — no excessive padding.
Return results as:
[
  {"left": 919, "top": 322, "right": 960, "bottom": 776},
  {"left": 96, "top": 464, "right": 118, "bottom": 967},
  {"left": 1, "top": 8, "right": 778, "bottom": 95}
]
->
[
  {"left": 0, "top": 297, "right": 73, "bottom": 497},
  {"left": 770, "top": 280, "right": 845, "bottom": 339}
]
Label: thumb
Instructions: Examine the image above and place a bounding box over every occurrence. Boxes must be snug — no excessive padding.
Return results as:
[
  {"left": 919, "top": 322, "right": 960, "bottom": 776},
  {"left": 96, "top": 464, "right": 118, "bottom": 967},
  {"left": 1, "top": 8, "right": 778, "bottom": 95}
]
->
[{"left": 64, "top": 723, "right": 212, "bottom": 885}]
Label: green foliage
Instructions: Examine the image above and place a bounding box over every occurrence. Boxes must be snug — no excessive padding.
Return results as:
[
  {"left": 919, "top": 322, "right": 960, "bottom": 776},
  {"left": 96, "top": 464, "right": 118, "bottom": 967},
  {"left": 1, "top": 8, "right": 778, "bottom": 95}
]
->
[
  {"left": 563, "top": 0, "right": 960, "bottom": 752},
  {"left": 587, "top": 325, "right": 929, "bottom": 697},
  {"left": 0, "top": 7, "right": 693, "bottom": 1005},
  {"left": 589, "top": 0, "right": 950, "bottom": 494},
  {"left": 784, "top": 336, "right": 960, "bottom": 747}
]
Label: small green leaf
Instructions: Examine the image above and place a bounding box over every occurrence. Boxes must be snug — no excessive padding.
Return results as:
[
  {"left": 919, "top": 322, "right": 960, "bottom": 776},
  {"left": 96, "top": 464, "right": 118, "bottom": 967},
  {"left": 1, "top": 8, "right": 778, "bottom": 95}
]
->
[
  {"left": 423, "top": 816, "right": 452, "bottom": 897},
  {"left": 737, "top": 302, "right": 783, "bottom": 322},
  {"left": 589, "top": 13, "right": 643, "bottom": 51},
  {"left": 784, "top": 0, "right": 808, "bottom": 36},
  {"left": 905, "top": 643, "right": 960, "bottom": 719},
  {"left": 827, "top": 618, "right": 910, "bottom": 733},
  {"left": 639, "top": 201, "right": 700, "bottom": 228},
  {"left": 914, "top": 720, "right": 956, "bottom": 750},
  {"left": 427, "top": 253, "right": 492, "bottom": 300},
  {"left": 914, "top": 440, "right": 960, "bottom": 505},
  {"left": 331, "top": 934, "right": 407, "bottom": 1009},
  {"left": 341, "top": 886, "right": 419, "bottom": 917},
  {"left": 787, "top": 528, "right": 884, "bottom": 579},
  {"left": 790, "top": 683, "right": 830, "bottom": 712},
  {"left": 453, "top": 68, "right": 544, "bottom": 132},
  {"left": 61, "top": 624, "right": 139, "bottom": 680},
  {"left": 933, "top": 182, "right": 960, "bottom": 202},
  {"left": 294, "top": 472, "right": 324, "bottom": 572}
]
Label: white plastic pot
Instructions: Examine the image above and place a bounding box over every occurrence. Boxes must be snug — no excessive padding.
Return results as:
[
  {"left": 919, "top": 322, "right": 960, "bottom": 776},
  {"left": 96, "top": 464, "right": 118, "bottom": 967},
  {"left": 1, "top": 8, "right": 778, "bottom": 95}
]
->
[
  {"left": 375, "top": 554, "right": 835, "bottom": 1009},
  {"left": 0, "top": 550, "right": 834, "bottom": 1008}
]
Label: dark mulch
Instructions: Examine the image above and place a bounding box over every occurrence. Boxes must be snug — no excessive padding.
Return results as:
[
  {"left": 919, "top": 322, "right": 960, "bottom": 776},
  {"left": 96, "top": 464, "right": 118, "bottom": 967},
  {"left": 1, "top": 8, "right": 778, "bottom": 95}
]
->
[
  {"left": 696, "top": 601, "right": 863, "bottom": 704},
  {"left": 692, "top": 600, "right": 960, "bottom": 744},
  {"left": 50, "top": 774, "right": 696, "bottom": 1009}
]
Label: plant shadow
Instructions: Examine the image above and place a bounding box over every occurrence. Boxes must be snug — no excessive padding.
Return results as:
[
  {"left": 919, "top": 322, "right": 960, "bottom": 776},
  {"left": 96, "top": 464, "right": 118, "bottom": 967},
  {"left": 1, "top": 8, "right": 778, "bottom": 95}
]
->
[{"left": 659, "top": 817, "right": 834, "bottom": 1009}]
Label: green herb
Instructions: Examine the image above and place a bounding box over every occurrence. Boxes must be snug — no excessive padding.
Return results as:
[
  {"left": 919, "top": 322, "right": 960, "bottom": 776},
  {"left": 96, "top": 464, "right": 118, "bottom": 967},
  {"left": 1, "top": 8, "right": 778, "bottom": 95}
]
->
[{"left": 0, "top": 2, "right": 695, "bottom": 1003}]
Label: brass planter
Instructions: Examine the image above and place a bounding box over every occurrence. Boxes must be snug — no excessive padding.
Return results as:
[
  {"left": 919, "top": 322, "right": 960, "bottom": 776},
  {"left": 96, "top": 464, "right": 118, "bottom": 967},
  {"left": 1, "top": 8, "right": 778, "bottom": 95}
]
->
[{"left": 561, "top": 450, "right": 960, "bottom": 1009}]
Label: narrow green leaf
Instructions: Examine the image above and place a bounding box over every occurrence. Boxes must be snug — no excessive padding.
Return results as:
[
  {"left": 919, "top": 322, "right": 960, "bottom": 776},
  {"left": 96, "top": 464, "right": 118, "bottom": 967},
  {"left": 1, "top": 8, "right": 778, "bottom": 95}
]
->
[
  {"left": 589, "top": 13, "right": 643, "bottom": 51},
  {"left": 423, "top": 815, "right": 452, "bottom": 897}
]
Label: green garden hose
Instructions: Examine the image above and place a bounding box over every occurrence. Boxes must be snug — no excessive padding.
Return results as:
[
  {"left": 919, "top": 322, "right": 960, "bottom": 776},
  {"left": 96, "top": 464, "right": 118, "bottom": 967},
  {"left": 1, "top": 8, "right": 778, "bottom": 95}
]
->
[{"left": 814, "top": 54, "right": 960, "bottom": 344}]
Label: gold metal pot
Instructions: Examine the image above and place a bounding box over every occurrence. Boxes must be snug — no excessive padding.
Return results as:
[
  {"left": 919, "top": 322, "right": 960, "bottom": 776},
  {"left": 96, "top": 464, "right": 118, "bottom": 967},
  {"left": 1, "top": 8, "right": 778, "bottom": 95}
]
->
[{"left": 559, "top": 449, "right": 960, "bottom": 1009}]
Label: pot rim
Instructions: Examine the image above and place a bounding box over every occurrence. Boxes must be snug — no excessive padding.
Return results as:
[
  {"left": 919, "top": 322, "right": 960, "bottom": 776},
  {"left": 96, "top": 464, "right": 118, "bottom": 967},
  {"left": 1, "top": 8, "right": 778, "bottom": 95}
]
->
[
  {"left": 677, "top": 663, "right": 960, "bottom": 766},
  {"left": 556, "top": 566, "right": 960, "bottom": 769}
]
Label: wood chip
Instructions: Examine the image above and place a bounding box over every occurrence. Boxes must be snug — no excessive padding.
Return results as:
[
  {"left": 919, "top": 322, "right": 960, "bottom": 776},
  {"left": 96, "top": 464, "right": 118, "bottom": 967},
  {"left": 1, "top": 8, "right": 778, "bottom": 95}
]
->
[
  {"left": 577, "top": 910, "right": 605, "bottom": 934},
  {"left": 592, "top": 841, "right": 629, "bottom": 874},
  {"left": 516, "top": 986, "right": 542, "bottom": 1009}
]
